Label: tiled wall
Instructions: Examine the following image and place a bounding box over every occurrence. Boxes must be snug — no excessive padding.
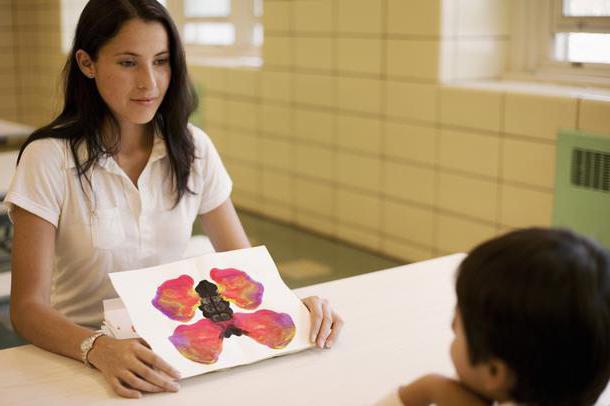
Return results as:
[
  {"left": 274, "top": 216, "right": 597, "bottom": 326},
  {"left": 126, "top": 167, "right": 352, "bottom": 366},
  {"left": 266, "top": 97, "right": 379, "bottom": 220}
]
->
[{"left": 1, "top": 0, "right": 609, "bottom": 263}]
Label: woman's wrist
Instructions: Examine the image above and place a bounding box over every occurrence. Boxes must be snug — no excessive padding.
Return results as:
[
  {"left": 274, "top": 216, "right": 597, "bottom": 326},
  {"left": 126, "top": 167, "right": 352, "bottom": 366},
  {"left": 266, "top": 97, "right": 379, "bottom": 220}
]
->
[{"left": 86, "top": 335, "right": 112, "bottom": 370}]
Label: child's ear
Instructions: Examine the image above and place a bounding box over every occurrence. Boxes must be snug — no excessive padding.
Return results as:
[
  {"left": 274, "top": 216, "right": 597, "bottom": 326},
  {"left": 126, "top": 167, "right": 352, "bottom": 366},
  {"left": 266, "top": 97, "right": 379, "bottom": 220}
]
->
[{"left": 481, "top": 358, "right": 515, "bottom": 400}]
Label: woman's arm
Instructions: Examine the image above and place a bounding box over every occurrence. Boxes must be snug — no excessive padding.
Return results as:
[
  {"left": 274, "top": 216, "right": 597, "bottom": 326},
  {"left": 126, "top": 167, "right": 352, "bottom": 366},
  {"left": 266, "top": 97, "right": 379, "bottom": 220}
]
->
[
  {"left": 10, "top": 206, "right": 180, "bottom": 398},
  {"left": 199, "top": 198, "right": 344, "bottom": 348}
]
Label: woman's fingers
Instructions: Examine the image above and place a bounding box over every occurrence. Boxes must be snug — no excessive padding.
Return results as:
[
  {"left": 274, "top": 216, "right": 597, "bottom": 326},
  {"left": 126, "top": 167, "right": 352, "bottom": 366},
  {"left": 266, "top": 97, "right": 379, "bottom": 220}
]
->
[
  {"left": 119, "top": 370, "right": 165, "bottom": 394},
  {"left": 302, "top": 296, "right": 344, "bottom": 349},
  {"left": 131, "top": 358, "right": 180, "bottom": 393},
  {"left": 303, "top": 296, "right": 323, "bottom": 343},
  {"left": 136, "top": 345, "right": 181, "bottom": 380},
  {"left": 325, "top": 312, "right": 344, "bottom": 348},
  {"left": 109, "top": 376, "right": 142, "bottom": 399},
  {"left": 316, "top": 299, "right": 333, "bottom": 348}
]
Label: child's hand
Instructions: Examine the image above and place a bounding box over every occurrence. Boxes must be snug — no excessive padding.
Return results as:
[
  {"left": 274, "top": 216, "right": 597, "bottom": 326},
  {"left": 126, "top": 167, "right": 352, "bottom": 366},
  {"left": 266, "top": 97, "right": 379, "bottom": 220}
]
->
[{"left": 398, "top": 374, "right": 491, "bottom": 406}]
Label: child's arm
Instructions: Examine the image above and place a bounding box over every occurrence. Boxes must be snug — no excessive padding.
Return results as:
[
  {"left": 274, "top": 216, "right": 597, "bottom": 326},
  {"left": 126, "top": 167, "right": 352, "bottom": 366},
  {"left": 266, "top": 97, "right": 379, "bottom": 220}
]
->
[{"left": 398, "top": 374, "right": 491, "bottom": 406}]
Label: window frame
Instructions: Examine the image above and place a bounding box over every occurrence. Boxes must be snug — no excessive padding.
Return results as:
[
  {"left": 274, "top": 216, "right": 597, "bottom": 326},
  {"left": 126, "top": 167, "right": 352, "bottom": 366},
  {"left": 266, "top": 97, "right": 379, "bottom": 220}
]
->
[{"left": 507, "top": 0, "right": 610, "bottom": 87}]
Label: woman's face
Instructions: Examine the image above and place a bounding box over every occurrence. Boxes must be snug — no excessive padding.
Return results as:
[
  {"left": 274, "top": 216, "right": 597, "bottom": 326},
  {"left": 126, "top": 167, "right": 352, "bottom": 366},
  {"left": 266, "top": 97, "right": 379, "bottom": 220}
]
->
[{"left": 88, "top": 18, "right": 171, "bottom": 127}]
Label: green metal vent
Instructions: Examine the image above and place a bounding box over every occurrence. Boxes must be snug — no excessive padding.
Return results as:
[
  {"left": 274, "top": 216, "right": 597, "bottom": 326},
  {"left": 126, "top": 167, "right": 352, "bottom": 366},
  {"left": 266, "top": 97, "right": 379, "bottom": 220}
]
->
[{"left": 553, "top": 129, "right": 610, "bottom": 249}]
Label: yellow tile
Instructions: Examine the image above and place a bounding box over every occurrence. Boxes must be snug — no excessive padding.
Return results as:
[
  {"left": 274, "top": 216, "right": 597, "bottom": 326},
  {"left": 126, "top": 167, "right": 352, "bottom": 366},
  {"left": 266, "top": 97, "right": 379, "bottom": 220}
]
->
[
  {"left": 202, "top": 95, "right": 225, "bottom": 125},
  {"left": 502, "top": 139, "right": 555, "bottom": 188},
  {"left": 261, "top": 70, "right": 293, "bottom": 102},
  {"left": 438, "top": 129, "right": 500, "bottom": 176},
  {"left": 224, "top": 68, "right": 259, "bottom": 97},
  {"left": 232, "top": 189, "right": 263, "bottom": 213},
  {"left": 228, "top": 160, "right": 261, "bottom": 196},
  {"left": 294, "top": 73, "right": 334, "bottom": 107},
  {"left": 384, "top": 161, "right": 435, "bottom": 206},
  {"left": 438, "top": 172, "right": 498, "bottom": 222},
  {"left": 337, "top": 37, "right": 382, "bottom": 75},
  {"left": 385, "top": 81, "right": 437, "bottom": 123},
  {"left": 263, "top": 1, "right": 292, "bottom": 32},
  {"left": 262, "top": 169, "right": 294, "bottom": 204},
  {"left": 338, "top": 76, "right": 382, "bottom": 114},
  {"left": 457, "top": 0, "right": 509, "bottom": 36},
  {"left": 204, "top": 124, "right": 227, "bottom": 153},
  {"left": 293, "top": 0, "right": 333, "bottom": 33},
  {"left": 337, "top": 0, "right": 382, "bottom": 34},
  {"left": 337, "top": 188, "right": 380, "bottom": 229},
  {"left": 500, "top": 185, "right": 553, "bottom": 228},
  {"left": 226, "top": 99, "right": 259, "bottom": 132},
  {"left": 386, "top": 39, "right": 439, "bottom": 80},
  {"left": 294, "top": 108, "right": 334, "bottom": 145},
  {"left": 336, "top": 223, "right": 381, "bottom": 252},
  {"left": 336, "top": 151, "right": 381, "bottom": 192},
  {"left": 296, "top": 144, "right": 334, "bottom": 181},
  {"left": 384, "top": 122, "right": 436, "bottom": 165},
  {"left": 295, "top": 177, "right": 334, "bottom": 217},
  {"left": 504, "top": 92, "right": 577, "bottom": 141},
  {"left": 294, "top": 36, "right": 333, "bottom": 71},
  {"left": 336, "top": 115, "right": 381, "bottom": 155},
  {"left": 381, "top": 237, "right": 434, "bottom": 263},
  {"left": 261, "top": 199, "right": 295, "bottom": 223},
  {"left": 261, "top": 103, "right": 292, "bottom": 137},
  {"left": 226, "top": 131, "right": 259, "bottom": 164},
  {"left": 387, "top": 0, "right": 440, "bottom": 36},
  {"left": 437, "top": 214, "right": 496, "bottom": 253},
  {"left": 263, "top": 36, "right": 293, "bottom": 68},
  {"left": 261, "top": 137, "right": 295, "bottom": 171},
  {"left": 191, "top": 66, "right": 226, "bottom": 94},
  {"left": 454, "top": 38, "right": 507, "bottom": 80},
  {"left": 383, "top": 200, "right": 435, "bottom": 246},
  {"left": 295, "top": 211, "right": 336, "bottom": 237},
  {"left": 579, "top": 97, "right": 610, "bottom": 135},
  {"left": 440, "top": 86, "right": 502, "bottom": 132}
]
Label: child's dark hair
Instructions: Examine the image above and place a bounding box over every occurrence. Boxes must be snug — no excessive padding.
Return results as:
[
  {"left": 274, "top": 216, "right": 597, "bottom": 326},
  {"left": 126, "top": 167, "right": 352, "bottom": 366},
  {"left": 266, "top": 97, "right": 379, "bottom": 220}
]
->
[{"left": 456, "top": 228, "right": 610, "bottom": 406}]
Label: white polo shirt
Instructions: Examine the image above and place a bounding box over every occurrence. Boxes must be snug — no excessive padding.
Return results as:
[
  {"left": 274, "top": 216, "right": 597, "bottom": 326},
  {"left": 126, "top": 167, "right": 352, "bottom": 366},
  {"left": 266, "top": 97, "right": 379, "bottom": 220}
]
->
[{"left": 4, "top": 124, "right": 232, "bottom": 327}]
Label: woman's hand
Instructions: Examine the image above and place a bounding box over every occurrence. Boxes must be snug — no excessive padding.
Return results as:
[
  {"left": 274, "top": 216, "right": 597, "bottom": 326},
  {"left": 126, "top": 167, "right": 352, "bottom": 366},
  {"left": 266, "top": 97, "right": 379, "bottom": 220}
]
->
[
  {"left": 302, "top": 296, "right": 344, "bottom": 349},
  {"left": 87, "top": 336, "right": 181, "bottom": 399}
]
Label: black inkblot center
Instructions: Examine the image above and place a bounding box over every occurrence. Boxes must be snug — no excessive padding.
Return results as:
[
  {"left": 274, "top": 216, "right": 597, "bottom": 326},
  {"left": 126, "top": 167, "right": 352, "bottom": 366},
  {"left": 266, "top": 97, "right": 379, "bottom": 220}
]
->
[{"left": 194, "top": 280, "right": 244, "bottom": 338}]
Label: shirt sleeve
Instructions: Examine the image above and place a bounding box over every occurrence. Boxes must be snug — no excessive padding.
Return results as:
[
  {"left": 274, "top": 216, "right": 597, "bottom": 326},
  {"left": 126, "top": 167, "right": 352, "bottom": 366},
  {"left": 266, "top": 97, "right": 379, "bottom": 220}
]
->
[
  {"left": 191, "top": 125, "right": 233, "bottom": 214},
  {"left": 3, "top": 138, "right": 66, "bottom": 227}
]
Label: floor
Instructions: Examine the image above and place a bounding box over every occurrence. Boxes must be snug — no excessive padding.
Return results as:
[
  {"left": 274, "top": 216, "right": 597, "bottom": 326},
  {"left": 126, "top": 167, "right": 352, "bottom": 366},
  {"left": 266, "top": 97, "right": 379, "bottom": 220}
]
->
[{"left": 0, "top": 210, "right": 402, "bottom": 349}]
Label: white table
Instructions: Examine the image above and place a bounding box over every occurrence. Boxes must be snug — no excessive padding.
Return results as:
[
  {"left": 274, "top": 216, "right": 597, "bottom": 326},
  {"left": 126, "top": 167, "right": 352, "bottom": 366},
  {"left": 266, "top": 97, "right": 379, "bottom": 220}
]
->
[{"left": 1, "top": 254, "right": 609, "bottom": 405}]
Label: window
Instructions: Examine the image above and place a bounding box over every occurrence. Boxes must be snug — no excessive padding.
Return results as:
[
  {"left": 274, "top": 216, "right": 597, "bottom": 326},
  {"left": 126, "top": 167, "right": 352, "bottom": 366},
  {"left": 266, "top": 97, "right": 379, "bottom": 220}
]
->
[{"left": 509, "top": 0, "right": 610, "bottom": 86}]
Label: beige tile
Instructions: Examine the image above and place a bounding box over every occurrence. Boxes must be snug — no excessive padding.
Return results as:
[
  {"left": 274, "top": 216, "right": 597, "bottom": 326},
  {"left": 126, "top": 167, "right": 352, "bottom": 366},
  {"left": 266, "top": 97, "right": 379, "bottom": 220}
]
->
[
  {"left": 224, "top": 68, "right": 259, "bottom": 97},
  {"left": 263, "top": 1, "right": 292, "bottom": 32},
  {"left": 437, "top": 214, "right": 496, "bottom": 253},
  {"left": 457, "top": 0, "right": 510, "bottom": 36},
  {"left": 202, "top": 95, "right": 225, "bottom": 125},
  {"left": 454, "top": 38, "right": 507, "bottom": 80},
  {"left": 295, "top": 143, "right": 334, "bottom": 181},
  {"left": 226, "top": 131, "right": 259, "bottom": 164},
  {"left": 337, "top": 76, "right": 382, "bottom": 114},
  {"left": 226, "top": 100, "right": 259, "bottom": 132},
  {"left": 261, "top": 199, "right": 295, "bottom": 223},
  {"left": 336, "top": 151, "right": 381, "bottom": 192},
  {"left": 579, "top": 97, "right": 610, "bottom": 135},
  {"left": 337, "top": 37, "right": 382, "bottom": 75},
  {"left": 383, "top": 200, "right": 435, "bottom": 246},
  {"left": 295, "top": 210, "right": 336, "bottom": 237},
  {"left": 261, "top": 137, "right": 295, "bottom": 171},
  {"left": 384, "top": 122, "right": 436, "bottom": 165},
  {"left": 294, "top": 108, "right": 334, "bottom": 145},
  {"left": 263, "top": 36, "right": 293, "bottom": 68},
  {"left": 439, "top": 129, "right": 500, "bottom": 176},
  {"left": 293, "top": 0, "right": 333, "bottom": 33},
  {"left": 294, "top": 73, "right": 334, "bottom": 107},
  {"left": 385, "top": 81, "right": 437, "bottom": 123},
  {"left": 337, "top": 0, "right": 382, "bottom": 34},
  {"left": 381, "top": 236, "right": 434, "bottom": 263},
  {"left": 336, "top": 222, "right": 381, "bottom": 252},
  {"left": 261, "top": 70, "right": 293, "bottom": 102},
  {"left": 440, "top": 86, "right": 502, "bottom": 132},
  {"left": 205, "top": 124, "right": 228, "bottom": 154},
  {"left": 261, "top": 103, "right": 292, "bottom": 137},
  {"left": 502, "top": 139, "right": 556, "bottom": 189},
  {"left": 278, "top": 259, "right": 333, "bottom": 280},
  {"left": 227, "top": 160, "right": 261, "bottom": 196},
  {"left": 384, "top": 162, "right": 435, "bottom": 206},
  {"left": 500, "top": 185, "right": 553, "bottom": 228},
  {"left": 438, "top": 172, "right": 498, "bottom": 222},
  {"left": 387, "top": 0, "right": 440, "bottom": 36},
  {"left": 386, "top": 39, "right": 439, "bottom": 80},
  {"left": 262, "top": 169, "right": 294, "bottom": 204},
  {"left": 337, "top": 188, "right": 381, "bottom": 229},
  {"left": 336, "top": 115, "right": 382, "bottom": 155},
  {"left": 192, "top": 66, "right": 226, "bottom": 93},
  {"left": 232, "top": 189, "right": 263, "bottom": 214},
  {"left": 504, "top": 92, "right": 578, "bottom": 141},
  {"left": 295, "top": 177, "right": 334, "bottom": 217},
  {"left": 294, "top": 36, "right": 333, "bottom": 71}
]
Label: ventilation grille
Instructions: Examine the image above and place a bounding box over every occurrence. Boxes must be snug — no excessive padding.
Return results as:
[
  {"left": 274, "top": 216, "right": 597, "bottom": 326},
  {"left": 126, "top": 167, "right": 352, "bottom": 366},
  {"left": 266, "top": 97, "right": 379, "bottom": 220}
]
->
[{"left": 571, "top": 148, "right": 610, "bottom": 192}]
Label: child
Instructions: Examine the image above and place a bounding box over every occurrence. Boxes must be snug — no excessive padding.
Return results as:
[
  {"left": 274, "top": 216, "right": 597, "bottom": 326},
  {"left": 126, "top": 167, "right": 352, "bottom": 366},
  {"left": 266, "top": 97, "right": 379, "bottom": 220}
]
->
[{"left": 399, "top": 228, "right": 610, "bottom": 405}]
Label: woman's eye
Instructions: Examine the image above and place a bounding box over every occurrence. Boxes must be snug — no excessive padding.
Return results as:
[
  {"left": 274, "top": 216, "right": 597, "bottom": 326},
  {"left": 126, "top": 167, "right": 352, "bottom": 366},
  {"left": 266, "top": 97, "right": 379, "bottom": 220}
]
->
[
  {"left": 119, "top": 60, "right": 135, "bottom": 67},
  {"left": 155, "top": 58, "right": 169, "bottom": 65}
]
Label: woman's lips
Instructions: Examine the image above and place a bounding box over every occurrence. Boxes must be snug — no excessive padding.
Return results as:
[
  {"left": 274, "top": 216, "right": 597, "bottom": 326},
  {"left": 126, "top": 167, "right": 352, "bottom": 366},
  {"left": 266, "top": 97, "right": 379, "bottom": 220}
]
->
[{"left": 131, "top": 98, "right": 157, "bottom": 105}]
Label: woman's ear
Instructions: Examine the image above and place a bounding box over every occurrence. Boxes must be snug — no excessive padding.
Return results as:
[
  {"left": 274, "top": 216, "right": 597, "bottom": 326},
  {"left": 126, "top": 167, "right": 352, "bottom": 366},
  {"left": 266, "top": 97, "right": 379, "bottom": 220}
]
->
[
  {"left": 482, "top": 358, "right": 515, "bottom": 401},
  {"left": 75, "top": 49, "right": 96, "bottom": 79}
]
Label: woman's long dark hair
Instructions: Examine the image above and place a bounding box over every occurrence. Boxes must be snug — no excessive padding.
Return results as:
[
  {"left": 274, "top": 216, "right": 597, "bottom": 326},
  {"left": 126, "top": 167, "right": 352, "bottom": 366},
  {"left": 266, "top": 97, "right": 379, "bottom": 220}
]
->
[{"left": 18, "top": 0, "right": 198, "bottom": 205}]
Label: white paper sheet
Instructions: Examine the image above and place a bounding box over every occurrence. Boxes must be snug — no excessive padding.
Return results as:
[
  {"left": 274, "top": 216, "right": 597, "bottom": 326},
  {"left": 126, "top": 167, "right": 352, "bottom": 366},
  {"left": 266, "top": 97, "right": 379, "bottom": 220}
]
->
[{"left": 109, "top": 246, "right": 313, "bottom": 378}]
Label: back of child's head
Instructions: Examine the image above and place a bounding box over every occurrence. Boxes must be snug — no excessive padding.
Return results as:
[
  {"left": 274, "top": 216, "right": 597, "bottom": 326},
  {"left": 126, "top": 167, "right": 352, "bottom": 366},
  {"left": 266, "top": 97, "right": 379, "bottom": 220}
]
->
[{"left": 456, "top": 227, "right": 610, "bottom": 406}]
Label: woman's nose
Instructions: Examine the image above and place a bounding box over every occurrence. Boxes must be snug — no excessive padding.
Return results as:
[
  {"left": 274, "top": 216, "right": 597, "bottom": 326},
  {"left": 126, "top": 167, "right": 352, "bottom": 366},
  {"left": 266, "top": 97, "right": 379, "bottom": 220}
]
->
[{"left": 136, "top": 65, "right": 156, "bottom": 90}]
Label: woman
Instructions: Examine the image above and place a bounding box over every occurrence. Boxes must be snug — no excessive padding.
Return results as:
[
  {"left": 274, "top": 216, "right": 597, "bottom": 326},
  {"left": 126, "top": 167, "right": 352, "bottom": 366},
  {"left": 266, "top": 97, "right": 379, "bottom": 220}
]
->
[{"left": 6, "top": 0, "right": 343, "bottom": 398}]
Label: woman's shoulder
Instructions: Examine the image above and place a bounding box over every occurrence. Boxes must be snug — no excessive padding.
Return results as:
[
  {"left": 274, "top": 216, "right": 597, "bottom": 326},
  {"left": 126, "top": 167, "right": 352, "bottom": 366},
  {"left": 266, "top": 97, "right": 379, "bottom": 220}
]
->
[
  {"left": 187, "top": 123, "right": 217, "bottom": 155},
  {"left": 20, "top": 137, "right": 69, "bottom": 167}
]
